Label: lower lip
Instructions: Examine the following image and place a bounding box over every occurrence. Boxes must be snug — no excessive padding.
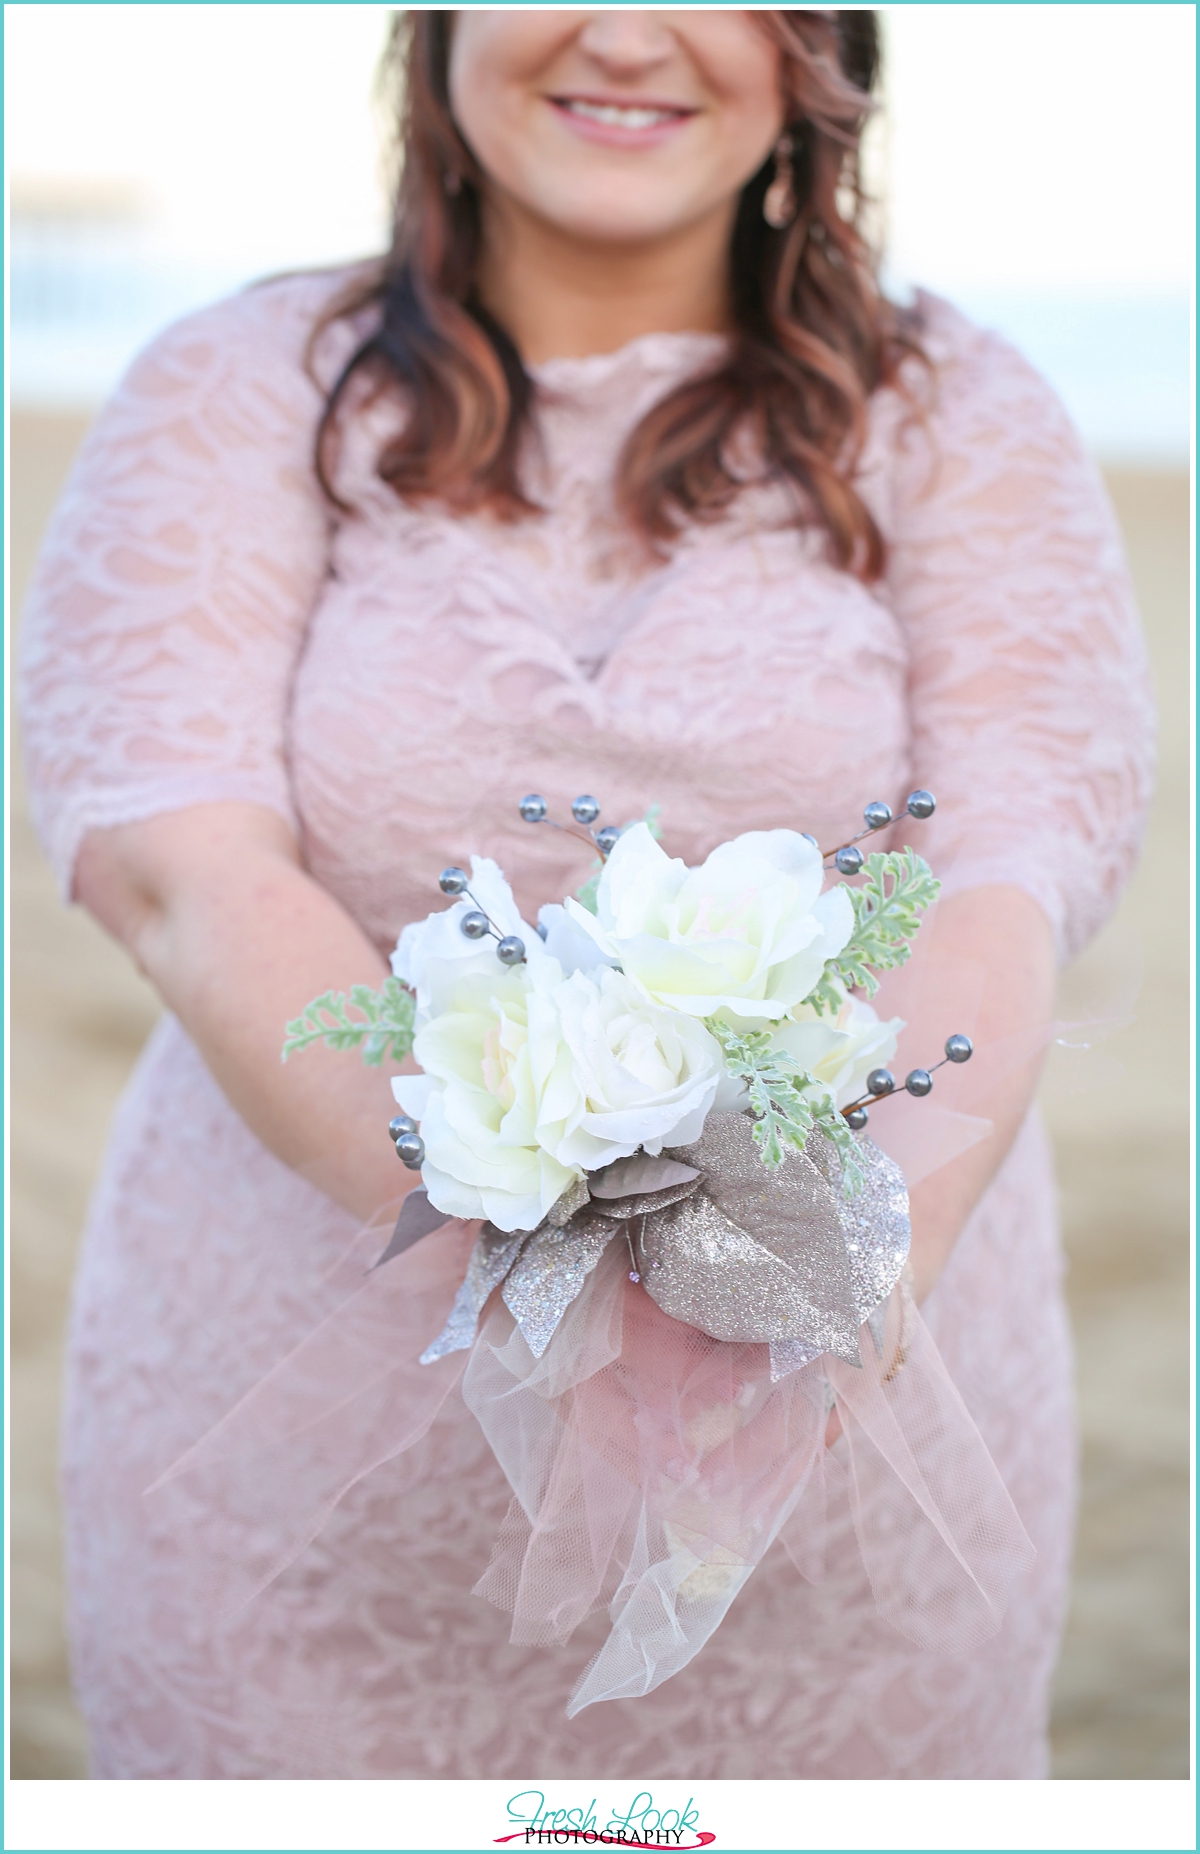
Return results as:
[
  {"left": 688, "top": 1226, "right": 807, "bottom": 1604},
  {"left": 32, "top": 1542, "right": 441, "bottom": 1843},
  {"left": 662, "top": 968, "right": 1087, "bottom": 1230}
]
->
[{"left": 548, "top": 99, "right": 694, "bottom": 150}]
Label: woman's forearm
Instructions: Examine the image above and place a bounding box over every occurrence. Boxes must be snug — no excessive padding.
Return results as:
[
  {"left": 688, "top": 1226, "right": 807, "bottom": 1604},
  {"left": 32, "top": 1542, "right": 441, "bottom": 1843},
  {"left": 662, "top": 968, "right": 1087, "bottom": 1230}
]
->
[
  {"left": 819, "top": 883, "right": 1056, "bottom": 1446},
  {"left": 878, "top": 885, "right": 1058, "bottom": 1301},
  {"left": 75, "top": 811, "right": 1057, "bottom": 1270},
  {"left": 74, "top": 802, "right": 411, "bottom": 1222}
]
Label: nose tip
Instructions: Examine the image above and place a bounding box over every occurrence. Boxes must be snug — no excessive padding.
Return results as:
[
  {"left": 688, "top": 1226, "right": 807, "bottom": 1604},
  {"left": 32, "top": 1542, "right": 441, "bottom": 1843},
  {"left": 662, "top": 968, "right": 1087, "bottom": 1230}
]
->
[{"left": 575, "top": 9, "right": 677, "bottom": 71}]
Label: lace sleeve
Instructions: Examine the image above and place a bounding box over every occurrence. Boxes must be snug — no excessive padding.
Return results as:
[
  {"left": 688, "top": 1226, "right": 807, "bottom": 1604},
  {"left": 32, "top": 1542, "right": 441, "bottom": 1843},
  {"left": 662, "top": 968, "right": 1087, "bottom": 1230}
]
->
[
  {"left": 17, "top": 275, "right": 339, "bottom": 897},
  {"left": 882, "top": 296, "right": 1156, "bottom": 962}
]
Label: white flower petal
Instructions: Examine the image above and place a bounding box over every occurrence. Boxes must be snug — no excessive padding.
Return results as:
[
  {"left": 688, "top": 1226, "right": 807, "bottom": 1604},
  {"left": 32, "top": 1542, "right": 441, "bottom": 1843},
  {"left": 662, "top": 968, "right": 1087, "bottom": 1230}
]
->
[
  {"left": 537, "top": 902, "right": 617, "bottom": 976},
  {"left": 391, "top": 858, "right": 545, "bottom": 1011},
  {"left": 578, "top": 826, "right": 856, "bottom": 1024},
  {"left": 772, "top": 995, "right": 903, "bottom": 1107},
  {"left": 594, "top": 822, "right": 686, "bottom": 938},
  {"left": 392, "top": 1074, "right": 434, "bottom": 1116},
  {"left": 465, "top": 856, "right": 528, "bottom": 937},
  {"left": 809, "top": 882, "right": 857, "bottom": 959},
  {"left": 418, "top": 1160, "right": 487, "bottom": 1223},
  {"left": 686, "top": 829, "right": 823, "bottom": 916}
]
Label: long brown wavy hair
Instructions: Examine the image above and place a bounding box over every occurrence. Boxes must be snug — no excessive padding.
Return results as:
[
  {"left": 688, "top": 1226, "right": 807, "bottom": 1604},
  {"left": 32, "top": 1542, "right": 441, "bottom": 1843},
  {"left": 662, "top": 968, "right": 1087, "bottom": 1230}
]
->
[{"left": 314, "top": 9, "right": 920, "bottom": 579}]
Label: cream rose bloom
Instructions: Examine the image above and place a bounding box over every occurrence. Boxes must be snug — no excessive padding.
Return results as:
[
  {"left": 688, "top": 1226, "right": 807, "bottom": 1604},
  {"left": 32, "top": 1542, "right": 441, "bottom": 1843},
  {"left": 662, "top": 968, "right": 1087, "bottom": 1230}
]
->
[
  {"left": 391, "top": 855, "right": 536, "bottom": 1010},
  {"left": 771, "top": 989, "right": 904, "bottom": 1110},
  {"left": 391, "top": 876, "right": 724, "bottom": 1230},
  {"left": 539, "top": 965, "right": 722, "bottom": 1172},
  {"left": 392, "top": 861, "right": 573, "bottom": 1229},
  {"left": 392, "top": 954, "right": 573, "bottom": 1233},
  {"left": 564, "top": 823, "right": 855, "bottom": 1026}
]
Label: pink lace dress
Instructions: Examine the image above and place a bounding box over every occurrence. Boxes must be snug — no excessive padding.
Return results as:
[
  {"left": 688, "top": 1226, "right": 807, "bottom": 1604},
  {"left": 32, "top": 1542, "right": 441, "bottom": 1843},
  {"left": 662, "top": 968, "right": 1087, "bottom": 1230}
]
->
[{"left": 19, "top": 272, "right": 1153, "bottom": 1779}]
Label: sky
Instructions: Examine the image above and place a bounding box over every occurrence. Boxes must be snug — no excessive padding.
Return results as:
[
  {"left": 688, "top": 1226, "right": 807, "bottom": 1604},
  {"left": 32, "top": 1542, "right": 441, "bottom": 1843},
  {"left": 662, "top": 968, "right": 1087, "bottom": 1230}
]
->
[
  {"left": 6, "top": 2, "right": 1195, "bottom": 452},
  {"left": 879, "top": 2, "right": 1194, "bottom": 299},
  {"left": 7, "top": 4, "right": 394, "bottom": 272}
]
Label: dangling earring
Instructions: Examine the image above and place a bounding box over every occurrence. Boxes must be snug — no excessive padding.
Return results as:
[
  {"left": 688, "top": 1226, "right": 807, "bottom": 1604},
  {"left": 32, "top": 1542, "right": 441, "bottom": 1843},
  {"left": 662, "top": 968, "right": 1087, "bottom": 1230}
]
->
[{"left": 763, "top": 132, "right": 796, "bottom": 229}]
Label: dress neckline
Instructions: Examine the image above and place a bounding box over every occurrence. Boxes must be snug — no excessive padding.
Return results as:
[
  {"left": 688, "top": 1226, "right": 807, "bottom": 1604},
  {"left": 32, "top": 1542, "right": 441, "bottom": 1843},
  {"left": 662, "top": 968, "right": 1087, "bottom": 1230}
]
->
[{"left": 529, "top": 328, "right": 729, "bottom": 391}]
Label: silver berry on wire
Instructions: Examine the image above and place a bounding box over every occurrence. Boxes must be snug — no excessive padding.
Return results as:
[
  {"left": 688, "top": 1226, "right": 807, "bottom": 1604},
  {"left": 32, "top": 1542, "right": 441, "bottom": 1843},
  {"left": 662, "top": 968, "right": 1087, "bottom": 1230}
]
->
[
  {"left": 840, "top": 1030, "right": 973, "bottom": 1123},
  {"left": 395, "top": 1131, "right": 425, "bottom": 1169},
  {"left": 821, "top": 789, "right": 936, "bottom": 868}
]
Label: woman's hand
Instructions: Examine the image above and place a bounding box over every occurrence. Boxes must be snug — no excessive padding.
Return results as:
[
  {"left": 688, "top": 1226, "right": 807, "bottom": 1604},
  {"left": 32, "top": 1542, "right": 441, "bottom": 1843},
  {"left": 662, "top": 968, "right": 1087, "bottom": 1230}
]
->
[
  {"left": 874, "top": 883, "right": 1057, "bottom": 1303},
  {"left": 821, "top": 885, "right": 1053, "bottom": 1447},
  {"left": 75, "top": 802, "right": 1056, "bottom": 1292},
  {"left": 74, "top": 801, "right": 413, "bottom": 1224}
]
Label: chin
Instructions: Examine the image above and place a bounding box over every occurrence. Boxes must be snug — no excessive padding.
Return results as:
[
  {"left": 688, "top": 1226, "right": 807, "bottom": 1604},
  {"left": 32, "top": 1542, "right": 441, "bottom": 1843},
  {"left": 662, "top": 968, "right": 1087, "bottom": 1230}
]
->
[{"left": 539, "top": 191, "right": 712, "bottom": 247}]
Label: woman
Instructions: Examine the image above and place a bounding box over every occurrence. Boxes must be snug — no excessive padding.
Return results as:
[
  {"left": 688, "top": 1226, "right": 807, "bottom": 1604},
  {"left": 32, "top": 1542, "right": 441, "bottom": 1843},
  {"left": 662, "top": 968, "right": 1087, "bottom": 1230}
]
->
[{"left": 19, "top": 10, "right": 1152, "bottom": 1778}]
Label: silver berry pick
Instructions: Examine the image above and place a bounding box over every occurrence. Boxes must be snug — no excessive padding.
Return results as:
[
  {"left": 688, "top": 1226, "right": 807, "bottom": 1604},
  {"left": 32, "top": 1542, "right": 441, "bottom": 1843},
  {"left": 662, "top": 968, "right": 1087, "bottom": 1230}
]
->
[
  {"left": 842, "top": 1027, "right": 970, "bottom": 1123},
  {"left": 395, "top": 1131, "right": 425, "bottom": 1168}
]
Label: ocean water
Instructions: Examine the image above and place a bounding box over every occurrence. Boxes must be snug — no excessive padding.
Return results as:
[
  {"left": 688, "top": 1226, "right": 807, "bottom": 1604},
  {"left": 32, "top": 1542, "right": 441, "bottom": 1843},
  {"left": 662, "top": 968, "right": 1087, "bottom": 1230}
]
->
[{"left": 9, "top": 241, "right": 1191, "bottom": 468}]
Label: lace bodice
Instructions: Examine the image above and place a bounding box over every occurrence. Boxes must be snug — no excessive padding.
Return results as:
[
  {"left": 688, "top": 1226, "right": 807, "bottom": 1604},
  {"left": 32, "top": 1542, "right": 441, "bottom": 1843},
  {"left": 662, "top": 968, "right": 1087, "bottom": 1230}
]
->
[
  {"left": 20, "top": 271, "right": 1152, "bottom": 962},
  {"left": 17, "top": 271, "right": 1155, "bottom": 1780}
]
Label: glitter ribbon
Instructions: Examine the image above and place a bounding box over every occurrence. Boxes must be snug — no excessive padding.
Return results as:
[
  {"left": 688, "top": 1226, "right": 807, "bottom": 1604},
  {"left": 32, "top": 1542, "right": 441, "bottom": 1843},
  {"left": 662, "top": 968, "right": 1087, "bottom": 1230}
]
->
[{"left": 420, "top": 1114, "right": 910, "bottom": 1373}]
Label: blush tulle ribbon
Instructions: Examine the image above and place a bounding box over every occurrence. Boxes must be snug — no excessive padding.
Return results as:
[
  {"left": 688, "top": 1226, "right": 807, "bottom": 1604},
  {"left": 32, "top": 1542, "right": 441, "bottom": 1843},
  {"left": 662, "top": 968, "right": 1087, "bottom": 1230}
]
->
[
  {"left": 143, "top": 1198, "right": 1035, "bottom": 1712},
  {"left": 143, "top": 1016, "right": 1079, "bottom": 1713},
  {"left": 153, "top": 937, "right": 1160, "bottom": 1717}
]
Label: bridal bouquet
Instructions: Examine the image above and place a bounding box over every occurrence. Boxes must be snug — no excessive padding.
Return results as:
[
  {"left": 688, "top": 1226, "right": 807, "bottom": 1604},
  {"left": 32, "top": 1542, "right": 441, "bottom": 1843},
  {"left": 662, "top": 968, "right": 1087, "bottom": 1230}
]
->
[
  {"left": 154, "top": 793, "right": 1032, "bottom": 1718},
  {"left": 284, "top": 792, "right": 968, "bottom": 1374}
]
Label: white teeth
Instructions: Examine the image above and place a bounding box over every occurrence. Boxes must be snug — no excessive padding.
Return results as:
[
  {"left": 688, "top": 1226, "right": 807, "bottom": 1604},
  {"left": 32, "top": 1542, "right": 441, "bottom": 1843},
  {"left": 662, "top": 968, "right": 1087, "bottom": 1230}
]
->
[{"left": 563, "top": 100, "right": 677, "bottom": 131}]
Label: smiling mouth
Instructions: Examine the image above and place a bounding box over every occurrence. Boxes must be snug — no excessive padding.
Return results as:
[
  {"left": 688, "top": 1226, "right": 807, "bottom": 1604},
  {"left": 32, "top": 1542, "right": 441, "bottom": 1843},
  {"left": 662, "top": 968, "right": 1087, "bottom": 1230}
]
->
[{"left": 552, "top": 97, "right": 694, "bottom": 132}]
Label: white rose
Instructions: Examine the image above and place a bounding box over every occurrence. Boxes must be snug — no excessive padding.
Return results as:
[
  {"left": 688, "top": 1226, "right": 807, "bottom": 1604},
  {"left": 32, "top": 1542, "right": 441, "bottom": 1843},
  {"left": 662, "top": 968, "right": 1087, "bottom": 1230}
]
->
[
  {"left": 535, "top": 901, "right": 618, "bottom": 978},
  {"left": 392, "top": 954, "right": 723, "bottom": 1232},
  {"left": 537, "top": 965, "right": 722, "bottom": 1172},
  {"left": 392, "top": 952, "right": 577, "bottom": 1233},
  {"left": 391, "top": 856, "right": 545, "bottom": 1016},
  {"left": 564, "top": 822, "right": 855, "bottom": 1026},
  {"left": 771, "top": 989, "right": 904, "bottom": 1109}
]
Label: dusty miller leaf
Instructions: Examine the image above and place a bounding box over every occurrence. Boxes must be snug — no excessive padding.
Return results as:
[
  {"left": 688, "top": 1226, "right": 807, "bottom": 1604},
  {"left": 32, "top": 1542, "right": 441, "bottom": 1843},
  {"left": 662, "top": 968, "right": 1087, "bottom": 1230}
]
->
[
  {"left": 806, "top": 848, "right": 940, "bottom": 1014},
  {"left": 282, "top": 975, "right": 415, "bottom": 1066},
  {"left": 707, "top": 1020, "right": 864, "bottom": 1196}
]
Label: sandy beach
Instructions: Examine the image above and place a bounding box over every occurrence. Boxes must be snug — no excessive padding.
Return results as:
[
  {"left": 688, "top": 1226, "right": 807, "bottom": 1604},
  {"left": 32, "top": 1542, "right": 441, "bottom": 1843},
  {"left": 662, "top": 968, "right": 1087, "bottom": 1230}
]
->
[{"left": 9, "top": 411, "right": 1190, "bottom": 1780}]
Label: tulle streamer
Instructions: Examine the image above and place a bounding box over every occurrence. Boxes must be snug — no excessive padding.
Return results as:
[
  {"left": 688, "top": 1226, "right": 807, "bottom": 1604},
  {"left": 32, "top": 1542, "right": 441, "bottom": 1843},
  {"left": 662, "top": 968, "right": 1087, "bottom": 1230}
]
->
[
  {"left": 461, "top": 1246, "right": 1034, "bottom": 1713},
  {"left": 145, "top": 1214, "right": 476, "bottom": 1616},
  {"left": 144, "top": 1205, "right": 1033, "bottom": 1714},
  {"left": 144, "top": 1002, "right": 1134, "bottom": 1711}
]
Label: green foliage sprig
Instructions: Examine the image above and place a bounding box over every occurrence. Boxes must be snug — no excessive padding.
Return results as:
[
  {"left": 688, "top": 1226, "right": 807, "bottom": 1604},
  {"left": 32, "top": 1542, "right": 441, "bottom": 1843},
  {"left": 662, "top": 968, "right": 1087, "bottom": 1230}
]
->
[
  {"left": 706, "top": 1021, "right": 864, "bottom": 1196},
  {"left": 282, "top": 977, "right": 415, "bottom": 1066},
  {"left": 805, "top": 848, "right": 940, "bottom": 1015}
]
